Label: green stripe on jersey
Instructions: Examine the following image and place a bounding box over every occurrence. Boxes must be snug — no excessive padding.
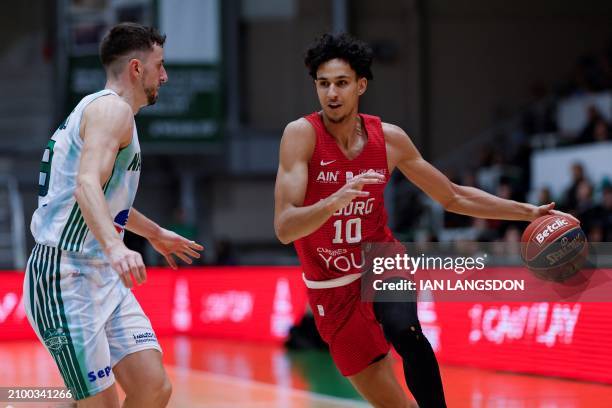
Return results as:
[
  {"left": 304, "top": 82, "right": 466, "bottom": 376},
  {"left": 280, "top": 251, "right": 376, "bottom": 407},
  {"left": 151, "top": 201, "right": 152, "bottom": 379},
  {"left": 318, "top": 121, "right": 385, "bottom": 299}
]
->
[
  {"left": 58, "top": 203, "right": 80, "bottom": 250},
  {"left": 59, "top": 168, "right": 115, "bottom": 252}
]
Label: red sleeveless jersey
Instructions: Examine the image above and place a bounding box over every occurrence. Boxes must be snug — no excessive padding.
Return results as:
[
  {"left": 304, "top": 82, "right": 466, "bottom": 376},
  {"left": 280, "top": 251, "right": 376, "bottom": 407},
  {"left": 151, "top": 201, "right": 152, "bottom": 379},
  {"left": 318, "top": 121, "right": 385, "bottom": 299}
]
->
[{"left": 294, "top": 112, "right": 396, "bottom": 281}]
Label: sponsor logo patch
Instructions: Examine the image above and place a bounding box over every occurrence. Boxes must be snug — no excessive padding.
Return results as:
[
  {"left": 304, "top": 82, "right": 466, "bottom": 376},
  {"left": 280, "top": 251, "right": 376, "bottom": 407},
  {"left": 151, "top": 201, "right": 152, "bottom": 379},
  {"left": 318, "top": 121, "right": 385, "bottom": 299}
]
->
[
  {"left": 317, "top": 305, "right": 325, "bottom": 317},
  {"left": 320, "top": 159, "right": 336, "bottom": 166},
  {"left": 535, "top": 219, "right": 569, "bottom": 244},
  {"left": 113, "top": 209, "right": 130, "bottom": 234},
  {"left": 133, "top": 331, "right": 157, "bottom": 344},
  {"left": 88, "top": 366, "right": 112, "bottom": 382},
  {"left": 316, "top": 170, "right": 340, "bottom": 184},
  {"left": 43, "top": 327, "right": 70, "bottom": 355}
]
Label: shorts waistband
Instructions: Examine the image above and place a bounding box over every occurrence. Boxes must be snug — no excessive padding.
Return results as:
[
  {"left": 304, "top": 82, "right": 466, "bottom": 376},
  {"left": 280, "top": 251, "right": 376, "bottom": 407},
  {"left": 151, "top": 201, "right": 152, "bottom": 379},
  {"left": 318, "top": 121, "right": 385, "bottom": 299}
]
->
[{"left": 302, "top": 272, "right": 362, "bottom": 289}]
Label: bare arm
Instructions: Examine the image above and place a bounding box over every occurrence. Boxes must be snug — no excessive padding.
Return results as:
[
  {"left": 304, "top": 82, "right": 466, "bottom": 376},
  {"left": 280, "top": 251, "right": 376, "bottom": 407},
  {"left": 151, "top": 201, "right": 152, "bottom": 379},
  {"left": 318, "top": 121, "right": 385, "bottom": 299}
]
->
[
  {"left": 76, "top": 97, "right": 203, "bottom": 279},
  {"left": 274, "top": 120, "right": 331, "bottom": 244},
  {"left": 126, "top": 208, "right": 203, "bottom": 269},
  {"left": 274, "top": 119, "right": 384, "bottom": 244},
  {"left": 74, "top": 96, "right": 146, "bottom": 286},
  {"left": 75, "top": 96, "right": 133, "bottom": 252},
  {"left": 126, "top": 208, "right": 162, "bottom": 240},
  {"left": 385, "top": 123, "right": 572, "bottom": 222}
]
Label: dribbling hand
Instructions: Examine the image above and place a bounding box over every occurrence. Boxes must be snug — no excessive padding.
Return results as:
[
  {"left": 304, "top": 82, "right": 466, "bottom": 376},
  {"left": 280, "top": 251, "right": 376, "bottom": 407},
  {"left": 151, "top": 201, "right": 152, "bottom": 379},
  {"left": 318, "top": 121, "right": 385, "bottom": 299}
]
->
[
  {"left": 327, "top": 170, "right": 385, "bottom": 213},
  {"left": 533, "top": 202, "right": 580, "bottom": 224}
]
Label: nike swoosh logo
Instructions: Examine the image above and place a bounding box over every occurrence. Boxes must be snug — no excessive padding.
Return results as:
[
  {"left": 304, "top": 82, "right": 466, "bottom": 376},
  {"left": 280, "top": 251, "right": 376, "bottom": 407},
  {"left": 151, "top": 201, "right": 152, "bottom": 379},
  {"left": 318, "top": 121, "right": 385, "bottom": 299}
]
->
[{"left": 320, "top": 160, "right": 336, "bottom": 166}]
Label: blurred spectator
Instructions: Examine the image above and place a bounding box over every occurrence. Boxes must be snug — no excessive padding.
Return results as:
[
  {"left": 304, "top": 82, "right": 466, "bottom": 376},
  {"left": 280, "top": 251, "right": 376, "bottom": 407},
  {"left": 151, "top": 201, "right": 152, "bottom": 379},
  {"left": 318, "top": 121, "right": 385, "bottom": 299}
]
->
[
  {"left": 574, "top": 180, "right": 598, "bottom": 233},
  {"left": 472, "top": 218, "right": 497, "bottom": 242},
  {"left": 510, "top": 140, "right": 533, "bottom": 199},
  {"left": 461, "top": 170, "right": 478, "bottom": 188},
  {"left": 537, "top": 187, "right": 553, "bottom": 206},
  {"left": 521, "top": 82, "right": 557, "bottom": 135},
  {"left": 563, "top": 163, "right": 586, "bottom": 211},
  {"left": 592, "top": 119, "right": 611, "bottom": 143},
  {"left": 576, "top": 106, "right": 610, "bottom": 143},
  {"left": 577, "top": 106, "right": 609, "bottom": 144},
  {"left": 587, "top": 224, "right": 604, "bottom": 242},
  {"left": 503, "top": 225, "right": 521, "bottom": 242},
  {"left": 497, "top": 180, "right": 514, "bottom": 201},
  {"left": 477, "top": 148, "right": 506, "bottom": 193},
  {"left": 486, "top": 180, "right": 523, "bottom": 239},
  {"left": 575, "top": 180, "right": 595, "bottom": 212},
  {"left": 394, "top": 179, "right": 425, "bottom": 237},
  {"left": 501, "top": 225, "right": 522, "bottom": 261},
  {"left": 600, "top": 185, "right": 612, "bottom": 241},
  {"left": 572, "top": 183, "right": 612, "bottom": 242}
]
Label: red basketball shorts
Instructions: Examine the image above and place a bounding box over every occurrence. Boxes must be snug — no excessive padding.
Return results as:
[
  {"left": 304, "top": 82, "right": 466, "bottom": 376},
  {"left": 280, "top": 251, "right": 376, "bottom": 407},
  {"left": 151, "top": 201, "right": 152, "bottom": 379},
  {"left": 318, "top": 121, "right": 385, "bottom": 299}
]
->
[{"left": 307, "top": 278, "right": 390, "bottom": 376}]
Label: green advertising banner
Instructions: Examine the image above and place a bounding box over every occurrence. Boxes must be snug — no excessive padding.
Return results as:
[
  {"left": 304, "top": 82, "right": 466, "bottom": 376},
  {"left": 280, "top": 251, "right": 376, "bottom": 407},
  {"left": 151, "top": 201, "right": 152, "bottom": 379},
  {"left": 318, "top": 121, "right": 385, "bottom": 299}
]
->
[
  {"left": 64, "top": 0, "right": 222, "bottom": 144},
  {"left": 135, "top": 63, "right": 222, "bottom": 142}
]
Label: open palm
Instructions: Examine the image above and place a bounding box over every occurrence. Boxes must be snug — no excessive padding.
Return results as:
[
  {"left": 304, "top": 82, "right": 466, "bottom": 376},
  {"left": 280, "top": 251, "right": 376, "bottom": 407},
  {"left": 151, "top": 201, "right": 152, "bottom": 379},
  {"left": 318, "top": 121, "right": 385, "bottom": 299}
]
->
[{"left": 149, "top": 228, "right": 204, "bottom": 269}]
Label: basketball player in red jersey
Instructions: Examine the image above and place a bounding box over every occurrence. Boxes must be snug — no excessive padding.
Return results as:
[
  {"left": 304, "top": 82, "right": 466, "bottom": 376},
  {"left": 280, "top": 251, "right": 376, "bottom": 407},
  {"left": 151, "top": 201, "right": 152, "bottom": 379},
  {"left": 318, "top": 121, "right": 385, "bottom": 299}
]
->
[{"left": 274, "top": 33, "right": 575, "bottom": 407}]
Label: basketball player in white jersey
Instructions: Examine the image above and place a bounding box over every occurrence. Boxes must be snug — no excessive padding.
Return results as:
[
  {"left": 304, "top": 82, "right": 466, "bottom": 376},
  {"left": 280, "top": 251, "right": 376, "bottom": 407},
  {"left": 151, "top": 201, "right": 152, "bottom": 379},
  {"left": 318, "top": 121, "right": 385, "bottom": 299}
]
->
[{"left": 24, "top": 23, "right": 203, "bottom": 407}]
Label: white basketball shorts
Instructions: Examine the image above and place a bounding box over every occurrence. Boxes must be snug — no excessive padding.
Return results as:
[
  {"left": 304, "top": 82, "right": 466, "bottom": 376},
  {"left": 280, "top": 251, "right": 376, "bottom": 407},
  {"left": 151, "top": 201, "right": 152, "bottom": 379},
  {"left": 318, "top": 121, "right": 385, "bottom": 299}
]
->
[{"left": 23, "top": 243, "right": 162, "bottom": 400}]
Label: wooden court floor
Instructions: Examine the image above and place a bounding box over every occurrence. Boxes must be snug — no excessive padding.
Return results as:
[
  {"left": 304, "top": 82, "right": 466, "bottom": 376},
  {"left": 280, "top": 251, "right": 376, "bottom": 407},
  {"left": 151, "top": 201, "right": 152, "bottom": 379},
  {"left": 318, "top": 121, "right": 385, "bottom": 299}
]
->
[{"left": 0, "top": 336, "right": 611, "bottom": 407}]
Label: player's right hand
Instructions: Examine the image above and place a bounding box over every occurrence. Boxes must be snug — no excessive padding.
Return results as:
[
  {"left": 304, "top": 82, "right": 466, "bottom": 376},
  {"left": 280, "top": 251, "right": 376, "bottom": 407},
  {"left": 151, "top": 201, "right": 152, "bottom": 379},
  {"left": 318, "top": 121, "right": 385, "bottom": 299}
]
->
[
  {"left": 327, "top": 170, "right": 385, "bottom": 213},
  {"left": 106, "top": 241, "right": 146, "bottom": 288}
]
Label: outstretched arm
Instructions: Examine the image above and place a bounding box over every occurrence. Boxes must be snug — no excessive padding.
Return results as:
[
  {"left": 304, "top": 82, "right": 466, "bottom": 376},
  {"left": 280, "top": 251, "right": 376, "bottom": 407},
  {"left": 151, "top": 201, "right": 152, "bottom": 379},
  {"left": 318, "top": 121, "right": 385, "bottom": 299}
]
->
[
  {"left": 385, "top": 123, "right": 576, "bottom": 222},
  {"left": 273, "top": 119, "right": 384, "bottom": 244},
  {"left": 126, "top": 208, "right": 203, "bottom": 269}
]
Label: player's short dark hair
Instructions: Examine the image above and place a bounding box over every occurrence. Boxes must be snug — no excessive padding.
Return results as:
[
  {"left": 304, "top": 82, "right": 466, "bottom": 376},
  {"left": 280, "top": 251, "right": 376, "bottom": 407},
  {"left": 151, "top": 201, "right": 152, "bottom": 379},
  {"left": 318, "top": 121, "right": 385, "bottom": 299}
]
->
[
  {"left": 99, "top": 22, "right": 166, "bottom": 68},
  {"left": 304, "top": 33, "right": 373, "bottom": 80}
]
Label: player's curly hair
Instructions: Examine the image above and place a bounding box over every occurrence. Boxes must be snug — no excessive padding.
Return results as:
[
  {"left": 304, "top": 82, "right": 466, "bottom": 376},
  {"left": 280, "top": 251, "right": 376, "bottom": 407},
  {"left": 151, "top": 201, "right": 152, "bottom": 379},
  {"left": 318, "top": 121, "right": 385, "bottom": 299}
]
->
[{"left": 304, "top": 33, "right": 373, "bottom": 80}]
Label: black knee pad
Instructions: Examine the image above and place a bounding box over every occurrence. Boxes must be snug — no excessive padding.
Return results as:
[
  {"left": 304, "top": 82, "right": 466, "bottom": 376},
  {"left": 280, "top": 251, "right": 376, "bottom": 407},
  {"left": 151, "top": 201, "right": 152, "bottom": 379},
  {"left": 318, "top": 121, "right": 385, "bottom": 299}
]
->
[
  {"left": 373, "top": 298, "right": 427, "bottom": 356},
  {"left": 374, "top": 296, "right": 420, "bottom": 333},
  {"left": 374, "top": 287, "right": 448, "bottom": 407},
  {"left": 386, "top": 325, "right": 427, "bottom": 357}
]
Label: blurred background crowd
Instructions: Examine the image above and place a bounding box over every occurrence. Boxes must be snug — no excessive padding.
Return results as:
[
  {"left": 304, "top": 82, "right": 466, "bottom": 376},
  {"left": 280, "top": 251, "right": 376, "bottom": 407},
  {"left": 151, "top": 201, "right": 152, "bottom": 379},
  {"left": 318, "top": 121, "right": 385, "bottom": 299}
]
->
[{"left": 392, "top": 39, "right": 612, "bottom": 249}]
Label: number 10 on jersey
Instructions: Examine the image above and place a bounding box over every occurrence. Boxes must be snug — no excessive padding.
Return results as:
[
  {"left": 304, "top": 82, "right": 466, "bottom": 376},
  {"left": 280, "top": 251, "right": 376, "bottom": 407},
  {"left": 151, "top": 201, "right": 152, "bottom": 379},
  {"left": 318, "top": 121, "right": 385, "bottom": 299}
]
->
[{"left": 332, "top": 218, "right": 362, "bottom": 244}]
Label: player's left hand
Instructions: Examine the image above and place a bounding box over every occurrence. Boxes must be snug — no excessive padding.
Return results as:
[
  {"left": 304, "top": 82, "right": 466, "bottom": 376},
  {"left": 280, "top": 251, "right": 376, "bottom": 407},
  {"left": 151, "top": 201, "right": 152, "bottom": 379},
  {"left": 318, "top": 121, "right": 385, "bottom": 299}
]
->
[
  {"left": 148, "top": 228, "right": 204, "bottom": 269},
  {"left": 534, "top": 202, "right": 580, "bottom": 224}
]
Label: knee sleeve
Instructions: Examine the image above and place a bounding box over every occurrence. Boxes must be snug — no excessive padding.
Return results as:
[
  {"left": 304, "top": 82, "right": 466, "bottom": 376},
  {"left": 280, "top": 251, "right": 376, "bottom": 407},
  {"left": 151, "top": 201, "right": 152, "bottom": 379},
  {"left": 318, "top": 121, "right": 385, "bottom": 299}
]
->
[
  {"left": 386, "top": 325, "right": 425, "bottom": 355},
  {"left": 373, "top": 292, "right": 420, "bottom": 339},
  {"left": 374, "top": 299, "right": 447, "bottom": 407}
]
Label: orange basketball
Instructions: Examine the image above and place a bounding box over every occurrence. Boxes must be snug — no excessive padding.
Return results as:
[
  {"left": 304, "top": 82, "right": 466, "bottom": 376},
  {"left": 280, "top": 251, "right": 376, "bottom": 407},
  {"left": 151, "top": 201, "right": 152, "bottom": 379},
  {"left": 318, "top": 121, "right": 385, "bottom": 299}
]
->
[{"left": 520, "top": 214, "right": 588, "bottom": 282}]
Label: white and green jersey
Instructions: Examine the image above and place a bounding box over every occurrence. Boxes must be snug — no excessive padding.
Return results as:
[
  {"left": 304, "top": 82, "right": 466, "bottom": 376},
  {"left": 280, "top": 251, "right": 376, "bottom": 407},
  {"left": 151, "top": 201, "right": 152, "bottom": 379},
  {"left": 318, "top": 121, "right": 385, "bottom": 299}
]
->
[{"left": 31, "top": 89, "right": 142, "bottom": 258}]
